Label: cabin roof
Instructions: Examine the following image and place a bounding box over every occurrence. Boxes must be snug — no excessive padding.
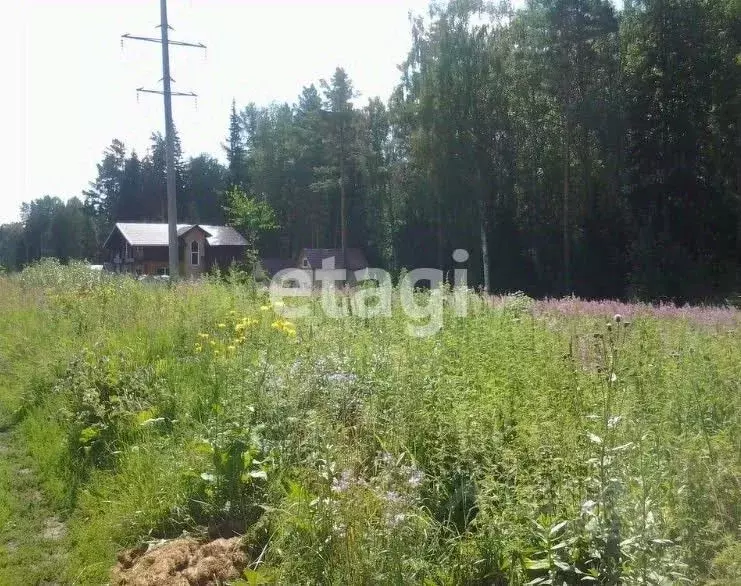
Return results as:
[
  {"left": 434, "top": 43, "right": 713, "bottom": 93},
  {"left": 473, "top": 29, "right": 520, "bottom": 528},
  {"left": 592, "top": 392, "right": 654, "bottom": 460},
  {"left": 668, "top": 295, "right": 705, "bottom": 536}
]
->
[{"left": 104, "top": 223, "right": 248, "bottom": 248}]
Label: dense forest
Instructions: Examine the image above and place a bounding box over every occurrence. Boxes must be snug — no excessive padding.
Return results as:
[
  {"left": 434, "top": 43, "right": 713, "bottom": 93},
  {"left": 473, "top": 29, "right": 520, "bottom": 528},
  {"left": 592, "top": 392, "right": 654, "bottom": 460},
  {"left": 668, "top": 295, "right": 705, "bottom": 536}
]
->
[{"left": 1, "top": 0, "right": 739, "bottom": 301}]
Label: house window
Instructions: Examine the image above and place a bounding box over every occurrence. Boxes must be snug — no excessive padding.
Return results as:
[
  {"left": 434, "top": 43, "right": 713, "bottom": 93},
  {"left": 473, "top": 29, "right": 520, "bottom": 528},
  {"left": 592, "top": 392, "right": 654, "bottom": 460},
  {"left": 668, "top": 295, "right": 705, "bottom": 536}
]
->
[
  {"left": 157, "top": 267, "right": 169, "bottom": 276},
  {"left": 134, "top": 246, "right": 144, "bottom": 259},
  {"left": 302, "top": 258, "right": 309, "bottom": 268},
  {"left": 191, "top": 241, "right": 200, "bottom": 266}
]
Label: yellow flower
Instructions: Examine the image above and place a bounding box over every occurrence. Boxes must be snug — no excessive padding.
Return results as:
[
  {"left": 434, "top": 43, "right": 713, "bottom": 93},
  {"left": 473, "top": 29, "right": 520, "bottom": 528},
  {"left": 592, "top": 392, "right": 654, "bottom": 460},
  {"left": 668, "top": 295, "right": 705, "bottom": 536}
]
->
[
  {"left": 217, "top": 323, "right": 227, "bottom": 329},
  {"left": 198, "top": 333, "right": 209, "bottom": 339},
  {"left": 209, "top": 340, "right": 216, "bottom": 346},
  {"left": 194, "top": 344, "right": 203, "bottom": 353},
  {"left": 260, "top": 305, "right": 270, "bottom": 312},
  {"left": 228, "top": 310, "right": 237, "bottom": 315},
  {"left": 268, "top": 318, "right": 297, "bottom": 336},
  {"left": 227, "top": 345, "right": 236, "bottom": 352}
]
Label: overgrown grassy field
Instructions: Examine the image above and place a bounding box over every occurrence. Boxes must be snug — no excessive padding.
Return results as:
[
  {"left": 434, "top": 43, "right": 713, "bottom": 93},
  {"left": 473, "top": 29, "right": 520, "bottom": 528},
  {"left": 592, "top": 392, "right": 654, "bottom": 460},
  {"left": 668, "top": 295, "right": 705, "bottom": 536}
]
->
[{"left": 0, "top": 261, "right": 739, "bottom": 584}]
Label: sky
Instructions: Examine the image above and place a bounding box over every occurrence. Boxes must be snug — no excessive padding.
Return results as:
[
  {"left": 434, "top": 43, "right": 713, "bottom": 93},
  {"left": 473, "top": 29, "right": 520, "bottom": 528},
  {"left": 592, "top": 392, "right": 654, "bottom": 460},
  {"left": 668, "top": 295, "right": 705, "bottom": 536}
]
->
[
  {"left": 0, "top": 0, "right": 437, "bottom": 223},
  {"left": 0, "top": 0, "right": 566, "bottom": 225}
]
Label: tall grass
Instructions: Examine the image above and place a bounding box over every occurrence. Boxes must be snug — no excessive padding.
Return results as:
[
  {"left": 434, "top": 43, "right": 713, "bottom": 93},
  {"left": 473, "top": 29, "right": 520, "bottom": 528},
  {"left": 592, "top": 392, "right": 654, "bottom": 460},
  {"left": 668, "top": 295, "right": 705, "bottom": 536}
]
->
[{"left": 0, "top": 260, "right": 739, "bottom": 584}]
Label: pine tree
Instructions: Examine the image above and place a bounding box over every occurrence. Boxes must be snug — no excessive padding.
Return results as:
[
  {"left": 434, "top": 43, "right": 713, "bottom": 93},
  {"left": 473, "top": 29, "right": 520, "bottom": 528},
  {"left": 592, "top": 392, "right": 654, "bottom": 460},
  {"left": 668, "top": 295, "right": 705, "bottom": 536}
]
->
[{"left": 225, "top": 99, "right": 249, "bottom": 189}]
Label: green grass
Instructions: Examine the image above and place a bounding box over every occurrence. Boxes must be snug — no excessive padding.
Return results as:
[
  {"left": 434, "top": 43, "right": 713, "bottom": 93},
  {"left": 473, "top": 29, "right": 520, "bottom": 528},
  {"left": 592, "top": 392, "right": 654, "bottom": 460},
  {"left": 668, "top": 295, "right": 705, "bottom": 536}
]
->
[
  {"left": 0, "top": 409, "right": 69, "bottom": 583},
  {"left": 0, "top": 259, "right": 739, "bottom": 584}
]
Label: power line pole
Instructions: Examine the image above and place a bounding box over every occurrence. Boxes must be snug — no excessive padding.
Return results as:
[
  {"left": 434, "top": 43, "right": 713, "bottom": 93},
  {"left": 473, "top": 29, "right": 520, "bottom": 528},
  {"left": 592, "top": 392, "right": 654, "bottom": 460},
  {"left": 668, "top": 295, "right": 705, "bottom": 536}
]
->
[
  {"left": 122, "top": 0, "right": 205, "bottom": 279},
  {"left": 339, "top": 116, "right": 347, "bottom": 274},
  {"left": 159, "top": 0, "right": 179, "bottom": 280}
]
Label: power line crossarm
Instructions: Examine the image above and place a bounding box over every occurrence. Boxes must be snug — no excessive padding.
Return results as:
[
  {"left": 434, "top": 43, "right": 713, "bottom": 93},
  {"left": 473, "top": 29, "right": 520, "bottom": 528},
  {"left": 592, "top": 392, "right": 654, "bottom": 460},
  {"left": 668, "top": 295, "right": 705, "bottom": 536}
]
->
[
  {"left": 136, "top": 88, "right": 198, "bottom": 98},
  {"left": 121, "top": 33, "right": 206, "bottom": 50}
]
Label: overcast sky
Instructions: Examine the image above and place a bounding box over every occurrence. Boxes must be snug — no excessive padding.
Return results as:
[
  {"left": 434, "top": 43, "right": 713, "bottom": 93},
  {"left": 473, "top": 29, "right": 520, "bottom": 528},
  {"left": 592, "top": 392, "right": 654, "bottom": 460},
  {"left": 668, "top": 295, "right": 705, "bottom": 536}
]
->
[{"left": 0, "top": 0, "right": 578, "bottom": 224}]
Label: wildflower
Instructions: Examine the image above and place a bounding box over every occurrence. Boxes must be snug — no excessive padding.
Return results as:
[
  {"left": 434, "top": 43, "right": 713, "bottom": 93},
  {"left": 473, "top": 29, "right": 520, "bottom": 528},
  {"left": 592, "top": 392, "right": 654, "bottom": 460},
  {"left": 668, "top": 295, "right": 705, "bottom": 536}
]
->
[
  {"left": 227, "top": 345, "right": 236, "bottom": 352},
  {"left": 260, "top": 305, "right": 270, "bottom": 312},
  {"left": 327, "top": 373, "right": 358, "bottom": 385},
  {"left": 229, "top": 310, "right": 237, "bottom": 315},
  {"left": 384, "top": 491, "right": 404, "bottom": 505},
  {"left": 197, "top": 333, "right": 209, "bottom": 339},
  {"left": 285, "top": 327, "right": 297, "bottom": 337},
  {"left": 331, "top": 470, "right": 353, "bottom": 493},
  {"left": 379, "top": 452, "right": 395, "bottom": 467},
  {"left": 614, "top": 314, "right": 622, "bottom": 323},
  {"left": 389, "top": 513, "right": 407, "bottom": 528},
  {"left": 408, "top": 469, "right": 424, "bottom": 487},
  {"left": 217, "top": 323, "right": 227, "bottom": 329},
  {"left": 194, "top": 344, "right": 202, "bottom": 353},
  {"left": 209, "top": 340, "right": 216, "bottom": 346}
]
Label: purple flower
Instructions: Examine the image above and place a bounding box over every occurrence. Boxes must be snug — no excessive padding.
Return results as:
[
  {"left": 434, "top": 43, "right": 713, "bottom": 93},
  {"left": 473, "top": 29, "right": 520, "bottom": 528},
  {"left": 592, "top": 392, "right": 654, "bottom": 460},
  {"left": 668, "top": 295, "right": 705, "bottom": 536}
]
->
[
  {"left": 385, "top": 490, "right": 403, "bottom": 504},
  {"left": 532, "top": 297, "right": 738, "bottom": 327},
  {"left": 332, "top": 470, "right": 353, "bottom": 493}
]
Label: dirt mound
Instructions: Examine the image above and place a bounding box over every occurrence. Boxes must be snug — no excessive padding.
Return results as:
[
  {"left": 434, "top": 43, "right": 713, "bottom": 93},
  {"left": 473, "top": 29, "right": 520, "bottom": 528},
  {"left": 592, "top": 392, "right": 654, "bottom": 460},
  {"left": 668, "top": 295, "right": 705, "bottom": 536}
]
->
[{"left": 111, "top": 537, "right": 247, "bottom": 586}]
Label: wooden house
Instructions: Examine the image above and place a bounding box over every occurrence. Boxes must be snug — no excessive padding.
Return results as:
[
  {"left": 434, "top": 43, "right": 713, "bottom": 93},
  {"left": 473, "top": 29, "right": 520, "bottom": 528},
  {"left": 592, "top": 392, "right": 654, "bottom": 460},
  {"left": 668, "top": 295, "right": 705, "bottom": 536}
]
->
[{"left": 103, "top": 223, "right": 248, "bottom": 277}]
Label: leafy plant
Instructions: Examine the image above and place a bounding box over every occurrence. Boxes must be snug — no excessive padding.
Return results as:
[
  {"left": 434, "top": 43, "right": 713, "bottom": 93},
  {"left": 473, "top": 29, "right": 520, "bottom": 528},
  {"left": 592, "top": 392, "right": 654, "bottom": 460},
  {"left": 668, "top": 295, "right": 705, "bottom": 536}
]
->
[{"left": 224, "top": 186, "right": 279, "bottom": 268}]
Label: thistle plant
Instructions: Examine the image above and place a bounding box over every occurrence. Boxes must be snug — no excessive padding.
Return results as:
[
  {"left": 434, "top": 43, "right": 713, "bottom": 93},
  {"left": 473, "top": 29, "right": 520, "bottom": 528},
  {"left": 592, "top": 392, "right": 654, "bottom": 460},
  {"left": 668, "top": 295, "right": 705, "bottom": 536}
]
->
[{"left": 584, "top": 314, "right": 631, "bottom": 582}]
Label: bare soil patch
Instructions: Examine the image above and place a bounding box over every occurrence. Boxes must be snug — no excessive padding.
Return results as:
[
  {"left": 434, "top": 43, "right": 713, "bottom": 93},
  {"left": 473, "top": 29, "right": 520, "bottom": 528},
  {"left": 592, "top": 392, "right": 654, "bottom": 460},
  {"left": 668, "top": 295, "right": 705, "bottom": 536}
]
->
[
  {"left": 41, "top": 518, "right": 67, "bottom": 541},
  {"left": 111, "top": 537, "right": 247, "bottom": 586}
]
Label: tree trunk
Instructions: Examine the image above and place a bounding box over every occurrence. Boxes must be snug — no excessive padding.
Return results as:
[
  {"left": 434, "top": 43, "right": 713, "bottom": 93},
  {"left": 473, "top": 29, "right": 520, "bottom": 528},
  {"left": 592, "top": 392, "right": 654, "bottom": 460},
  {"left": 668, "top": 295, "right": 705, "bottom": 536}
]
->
[
  {"left": 339, "top": 119, "right": 347, "bottom": 267},
  {"left": 480, "top": 204, "right": 490, "bottom": 294},
  {"left": 478, "top": 168, "right": 490, "bottom": 294},
  {"left": 737, "top": 121, "right": 741, "bottom": 258},
  {"left": 563, "top": 115, "right": 571, "bottom": 295},
  {"left": 437, "top": 185, "right": 444, "bottom": 271}
]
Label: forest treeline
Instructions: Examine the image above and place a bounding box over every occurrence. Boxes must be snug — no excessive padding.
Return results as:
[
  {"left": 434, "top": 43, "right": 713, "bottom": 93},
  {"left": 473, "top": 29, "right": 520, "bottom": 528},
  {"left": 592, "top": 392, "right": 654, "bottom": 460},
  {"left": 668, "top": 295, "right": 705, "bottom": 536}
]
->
[{"left": 1, "top": 0, "right": 739, "bottom": 301}]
